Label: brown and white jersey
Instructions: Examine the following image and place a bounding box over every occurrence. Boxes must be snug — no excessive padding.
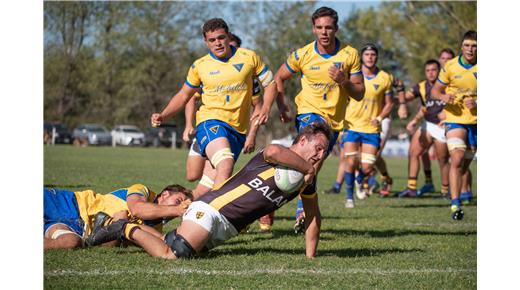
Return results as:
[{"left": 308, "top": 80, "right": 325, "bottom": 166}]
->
[{"left": 198, "top": 150, "right": 316, "bottom": 232}]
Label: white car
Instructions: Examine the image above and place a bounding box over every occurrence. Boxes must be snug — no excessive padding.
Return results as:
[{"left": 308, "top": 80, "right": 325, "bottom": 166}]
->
[{"left": 111, "top": 125, "right": 145, "bottom": 146}]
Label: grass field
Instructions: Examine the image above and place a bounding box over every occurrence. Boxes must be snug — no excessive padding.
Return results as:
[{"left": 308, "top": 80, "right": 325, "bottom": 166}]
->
[{"left": 44, "top": 146, "right": 477, "bottom": 289}]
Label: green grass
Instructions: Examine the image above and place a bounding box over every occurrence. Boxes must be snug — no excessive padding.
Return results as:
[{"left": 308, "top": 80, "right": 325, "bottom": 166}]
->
[{"left": 44, "top": 146, "right": 476, "bottom": 289}]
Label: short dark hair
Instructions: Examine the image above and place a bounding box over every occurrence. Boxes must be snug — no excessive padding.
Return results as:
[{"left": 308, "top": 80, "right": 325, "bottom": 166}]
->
[
  {"left": 424, "top": 59, "right": 441, "bottom": 69},
  {"left": 312, "top": 6, "right": 338, "bottom": 28},
  {"left": 462, "top": 30, "right": 477, "bottom": 42},
  {"left": 361, "top": 43, "right": 379, "bottom": 56},
  {"left": 229, "top": 33, "right": 242, "bottom": 47},
  {"left": 439, "top": 48, "right": 455, "bottom": 58},
  {"left": 202, "top": 18, "right": 229, "bottom": 38},
  {"left": 160, "top": 184, "right": 193, "bottom": 201},
  {"left": 293, "top": 122, "right": 332, "bottom": 146}
]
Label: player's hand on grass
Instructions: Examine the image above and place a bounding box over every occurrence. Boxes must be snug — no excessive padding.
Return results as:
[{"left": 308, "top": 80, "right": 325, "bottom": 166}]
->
[
  {"left": 243, "top": 137, "right": 256, "bottom": 154},
  {"left": 182, "top": 126, "right": 195, "bottom": 142},
  {"left": 151, "top": 113, "right": 163, "bottom": 127}
]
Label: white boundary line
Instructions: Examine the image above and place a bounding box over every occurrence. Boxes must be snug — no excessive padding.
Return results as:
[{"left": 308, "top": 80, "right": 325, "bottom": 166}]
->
[{"left": 45, "top": 268, "right": 476, "bottom": 277}]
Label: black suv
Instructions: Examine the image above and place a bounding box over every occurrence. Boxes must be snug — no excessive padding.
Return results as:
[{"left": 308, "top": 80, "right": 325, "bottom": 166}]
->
[
  {"left": 144, "top": 124, "right": 182, "bottom": 148},
  {"left": 44, "top": 122, "right": 72, "bottom": 144}
]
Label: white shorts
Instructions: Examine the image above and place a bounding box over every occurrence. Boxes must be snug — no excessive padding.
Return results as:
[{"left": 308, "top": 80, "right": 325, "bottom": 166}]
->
[
  {"left": 182, "top": 201, "right": 238, "bottom": 250},
  {"left": 380, "top": 118, "right": 391, "bottom": 141},
  {"left": 420, "top": 121, "right": 446, "bottom": 143}
]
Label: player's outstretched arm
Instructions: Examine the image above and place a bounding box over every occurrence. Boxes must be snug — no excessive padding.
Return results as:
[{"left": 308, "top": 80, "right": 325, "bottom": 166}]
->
[
  {"left": 273, "top": 64, "right": 294, "bottom": 123},
  {"left": 244, "top": 98, "right": 263, "bottom": 154},
  {"left": 302, "top": 194, "right": 321, "bottom": 258},
  {"left": 183, "top": 95, "right": 197, "bottom": 142},
  {"left": 151, "top": 84, "right": 198, "bottom": 127},
  {"left": 256, "top": 81, "right": 278, "bottom": 125},
  {"left": 431, "top": 82, "right": 453, "bottom": 104},
  {"left": 127, "top": 194, "right": 191, "bottom": 221},
  {"left": 263, "top": 145, "right": 315, "bottom": 181}
]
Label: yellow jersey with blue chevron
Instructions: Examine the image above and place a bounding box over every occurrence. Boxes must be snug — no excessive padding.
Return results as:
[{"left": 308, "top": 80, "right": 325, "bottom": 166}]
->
[
  {"left": 345, "top": 69, "right": 393, "bottom": 133},
  {"left": 437, "top": 56, "right": 477, "bottom": 124},
  {"left": 73, "top": 184, "right": 161, "bottom": 234},
  {"left": 186, "top": 46, "right": 271, "bottom": 134},
  {"left": 285, "top": 39, "right": 362, "bottom": 131}
]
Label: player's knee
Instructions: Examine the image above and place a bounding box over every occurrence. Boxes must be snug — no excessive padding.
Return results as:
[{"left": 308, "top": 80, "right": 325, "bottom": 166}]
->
[
  {"left": 51, "top": 229, "right": 82, "bottom": 248},
  {"left": 447, "top": 137, "right": 467, "bottom": 152},
  {"left": 164, "top": 230, "right": 196, "bottom": 259},
  {"left": 186, "top": 171, "right": 202, "bottom": 182}
]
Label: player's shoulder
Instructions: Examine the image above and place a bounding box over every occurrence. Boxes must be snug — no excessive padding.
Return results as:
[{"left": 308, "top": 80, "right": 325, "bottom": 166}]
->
[
  {"left": 443, "top": 57, "right": 459, "bottom": 70},
  {"left": 191, "top": 54, "right": 213, "bottom": 68},
  {"left": 127, "top": 183, "right": 149, "bottom": 192},
  {"left": 338, "top": 43, "right": 359, "bottom": 57},
  {"left": 291, "top": 42, "right": 315, "bottom": 60},
  {"left": 378, "top": 69, "right": 393, "bottom": 83}
]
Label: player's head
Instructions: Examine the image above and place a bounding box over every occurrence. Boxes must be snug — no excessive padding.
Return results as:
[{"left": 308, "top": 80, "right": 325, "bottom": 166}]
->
[
  {"left": 424, "top": 59, "right": 441, "bottom": 82},
  {"left": 438, "top": 48, "right": 455, "bottom": 66},
  {"left": 229, "top": 33, "right": 242, "bottom": 48},
  {"left": 361, "top": 43, "right": 379, "bottom": 68},
  {"left": 311, "top": 7, "right": 339, "bottom": 48},
  {"left": 202, "top": 18, "right": 231, "bottom": 59},
  {"left": 461, "top": 30, "right": 477, "bottom": 63},
  {"left": 292, "top": 122, "right": 332, "bottom": 165},
  {"left": 157, "top": 184, "right": 193, "bottom": 206}
]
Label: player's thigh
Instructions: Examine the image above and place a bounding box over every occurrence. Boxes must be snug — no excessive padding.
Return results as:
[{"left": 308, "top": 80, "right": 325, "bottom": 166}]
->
[
  {"left": 176, "top": 221, "right": 211, "bottom": 252},
  {"left": 433, "top": 139, "right": 449, "bottom": 162},
  {"left": 410, "top": 128, "right": 431, "bottom": 156},
  {"left": 205, "top": 137, "right": 234, "bottom": 168},
  {"left": 45, "top": 223, "right": 82, "bottom": 247},
  {"left": 186, "top": 155, "right": 206, "bottom": 180}
]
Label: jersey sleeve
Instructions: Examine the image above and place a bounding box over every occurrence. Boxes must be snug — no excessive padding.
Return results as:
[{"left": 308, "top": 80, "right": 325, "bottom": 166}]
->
[
  {"left": 126, "top": 184, "right": 150, "bottom": 199},
  {"left": 185, "top": 62, "right": 201, "bottom": 89},
  {"left": 285, "top": 49, "right": 301, "bottom": 74},
  {"left": 252, "top": 51, "right": 274, "bottom": 88},
  {"left": 384, "top": 77, "right": 393, "bottom": 96},
  {"left": 437, "top": 66, "right": 450, "bottom": 85},
  {"left": 299, "top": 179, "right": 317, "bottom": 199},
  {"left": 411, "top": 84, "right": 421, "bottom": 98},
  {"left": 252, "top": 77, "right": 261, "bottom": 100},
  {"left": 347, "top": 49, "right": 362, "bottom": 76}
]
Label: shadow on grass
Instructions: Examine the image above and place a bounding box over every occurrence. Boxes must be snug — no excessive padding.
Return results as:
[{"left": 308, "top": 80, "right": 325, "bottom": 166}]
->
[{"left": 207, "top": 246, "right": 422, "bottom": 258}]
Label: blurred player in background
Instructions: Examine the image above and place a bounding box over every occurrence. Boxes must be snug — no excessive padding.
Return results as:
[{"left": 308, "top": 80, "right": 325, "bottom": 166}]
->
[
  {"left": 397, "top": 59, "right": 450, "bottom": 198},
  {"left": 272, "top": 6, "right": 364, "bottom": 231},
  {"left": 431, "top": 30, "right": 477, "bottom": 220},
  {"left": 44, "top": 184, "right": 192, "bottom": 250},
  {"left": 341, "top": 43, "right": 394, "bottom": 208},
  {"left": 151, "top": 18, "right": 277, "bottom": 200}
]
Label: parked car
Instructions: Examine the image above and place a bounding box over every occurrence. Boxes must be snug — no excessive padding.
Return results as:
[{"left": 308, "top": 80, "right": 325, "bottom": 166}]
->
[
  {"left": 44, "top": 122, "right": 72, "bottom": 144},
  {"left": 144, "top": 123, "right": 182, "bottom": 148},
  {"left": 111, "top": 125, "right": 145, "bottom": 146},
  {"left": 72, "top": 123, "right": 112, "bottom": 146}
]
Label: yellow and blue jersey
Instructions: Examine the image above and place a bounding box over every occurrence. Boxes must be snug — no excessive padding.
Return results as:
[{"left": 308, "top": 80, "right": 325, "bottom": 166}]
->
[
  {"left": 437, "top": 56, "right": 477, "bottom": 124},
  {"left": 186, "top": 46, "right": 270, "bottom": 134},
  {"left": 285, "top": 39, "right": 362, "bottom": 131},
  {"left": 74, "top": 184, "right": 161, "bottom": 234},
  {"left": 345, "top": 68, "right": 393, "bottom": 133}
]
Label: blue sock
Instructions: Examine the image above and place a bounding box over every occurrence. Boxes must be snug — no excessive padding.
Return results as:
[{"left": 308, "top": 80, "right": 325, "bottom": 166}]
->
[
  {"left": 345, "top": 172, "right": 355, "bottom": 200},
  {"left": 451, "top": 198, "right": 461, "bottom": 207},
  {"left": 356, "top": 170, "right": 365, "bottom": 185},
  {"left": 333, "top": 181, "right": 342, "bottom": 192},
  {"left": 295, "top": 198, "right": 304, "bottom": 219},
  {"left": 368, "top": 175, "right": 376, "bottom": 187}
]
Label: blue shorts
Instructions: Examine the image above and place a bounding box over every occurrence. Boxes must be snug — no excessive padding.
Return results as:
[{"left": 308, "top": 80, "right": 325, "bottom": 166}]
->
[
  {"left": 44, "top": 187, "right": 84, "bottom": 237},
  {"left": 445, "top": 123, "right": 477, "bottom": 147},
  {"left": 295, "top": 113, "right": 338, "bottom": 155},
  {"left": 342, "top": 130, "right": 381, "bottom": 149},
  {"left": 195, "top": 120, "right": 246, "bottom": 162}
]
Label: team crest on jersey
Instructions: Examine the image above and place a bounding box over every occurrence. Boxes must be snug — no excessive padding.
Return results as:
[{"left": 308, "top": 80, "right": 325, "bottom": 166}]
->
[
  {"left": 233, "top": 63, "right": 244, "bottom": 72},
  {"left": 196, "top": 211, "right": 205, "bottom": 219},
  {"left": 373, "top": 84, "right": 380, "bottom": 90},
  {"left": 473, "top": 72, "right": 477, "bottom": 79},
  {"left": 301, "top": 115, "right": 311, "bottom": 123},
  {"left": 209, "top": 125, "right": 220, "bottom": 134},
  {"left": 333, "top": 62, "right": 343, "bottom": 69}
]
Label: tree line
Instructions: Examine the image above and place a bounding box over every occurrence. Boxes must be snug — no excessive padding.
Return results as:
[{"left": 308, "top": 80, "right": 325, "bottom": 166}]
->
[{"left": 44, "top": 1, "right": 476, "bottom": 142}]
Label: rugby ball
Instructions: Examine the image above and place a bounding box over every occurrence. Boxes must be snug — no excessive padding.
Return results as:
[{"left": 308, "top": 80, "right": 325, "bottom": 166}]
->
[{"left": 274, "top": 166, "right": 305, "bottom": 193}]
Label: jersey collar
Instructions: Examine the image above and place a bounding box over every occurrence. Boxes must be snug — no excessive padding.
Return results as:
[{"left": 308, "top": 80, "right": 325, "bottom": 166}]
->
[
  {"left": 458, "top": 54, "right": 476, "bottom": 69},
  {"left": 364, "top": 67, "right": 380, "bottom": 80},
  {"left": 314, "top": 38, "right": 340, "bottom": 59},
  {"left": 209, "top": 45, "right": 237, "bottom": 62}
]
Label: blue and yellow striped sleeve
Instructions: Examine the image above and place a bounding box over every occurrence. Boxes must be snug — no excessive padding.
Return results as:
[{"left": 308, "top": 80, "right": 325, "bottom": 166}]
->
[
  {"left": 126, "top": 184, "right": 150, "bottom": 199},
  {"left": 186, "top": 62, "right": 201, "bottom": 88}
]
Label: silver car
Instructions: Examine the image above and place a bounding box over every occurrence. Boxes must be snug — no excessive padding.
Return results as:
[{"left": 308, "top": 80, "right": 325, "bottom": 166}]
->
[
  {"left": 72, "top": 124, "right": 112, "bottom": 146},
  {"left": 111, "top": 125, "right": 145, "bottom": 146}
]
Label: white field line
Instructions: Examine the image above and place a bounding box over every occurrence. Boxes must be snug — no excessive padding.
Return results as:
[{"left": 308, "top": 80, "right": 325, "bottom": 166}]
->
[{"left": 45, "top": 268, "right": 476, "bottom": 277}]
